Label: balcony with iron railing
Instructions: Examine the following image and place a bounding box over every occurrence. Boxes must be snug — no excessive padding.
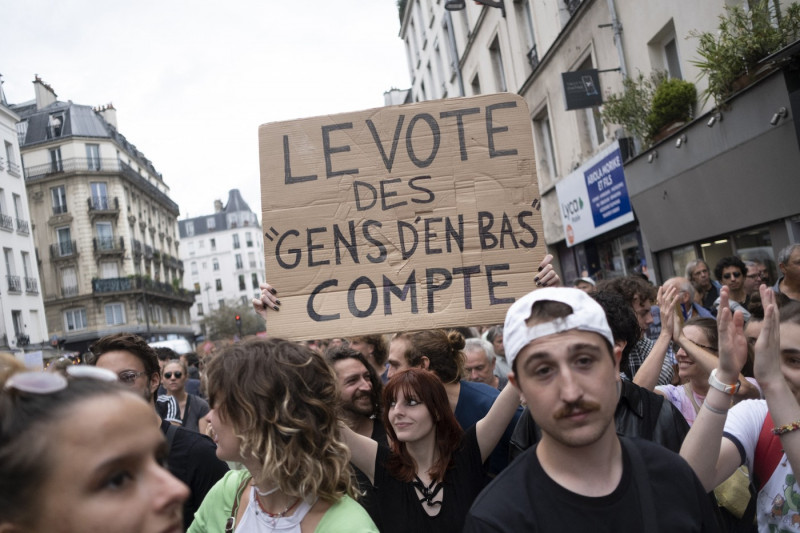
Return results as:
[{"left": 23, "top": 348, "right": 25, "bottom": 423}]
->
[
  {"left": 527, "top": 45, "right": 540, "bottom": 71},
  {"left": 50, "top": 240, "right": 78, "bottom": 260},
  {"left": 0, "top": 156, "right": 4, "bottom": 170},
  {"left": 132, "top": 238, "right": 142, "bottom": 256},
  {"left": 144, "top": 244, "right": 153, "bottom": 260},
  {"left": 7, "top": 161, "right": 20, "bottom": 177},
  {"left": 92, "top": 275, "right": 195, "bottom": 303},
  {"left": 7, "top": 275, "right": 21, "bottom": 293},
  {"left": 93, "top": 236, "right": 125, "bottom": 255},
  {"left": 23, "top": 157, "right": 179, "bottom": 214},
  {"left": 566, "top": 0, "right": 581, "bottom": 16},
  {"left": 0, "top": 214, "right": 13, "bottom": 231},
  {"left": 25, "top": 277, "right": 38, "bottom": 293},
  {"left": 88, "top": 195, "right": 120, "bottom": 218},
  {"left": 62, "top": 285, "right": 79, "bottom": 298},
  {"left": 16, "top": 218, "right": 29, "bottom": 235}
]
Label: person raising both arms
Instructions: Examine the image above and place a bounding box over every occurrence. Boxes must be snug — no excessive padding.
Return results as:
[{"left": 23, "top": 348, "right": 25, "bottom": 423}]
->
[{"left": 681, "top": 286, "right": 800, "bottom": 531}]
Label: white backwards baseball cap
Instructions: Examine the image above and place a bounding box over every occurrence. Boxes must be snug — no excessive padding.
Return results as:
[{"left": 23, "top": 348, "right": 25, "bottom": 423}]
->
[{"left": 503, "top": 287, "right": 614, "bottom": 369}]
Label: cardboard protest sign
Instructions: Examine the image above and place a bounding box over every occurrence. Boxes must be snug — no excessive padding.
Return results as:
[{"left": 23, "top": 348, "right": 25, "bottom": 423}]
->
[{"left": 258, "top": 94, "right": 543, "bottom": 341}]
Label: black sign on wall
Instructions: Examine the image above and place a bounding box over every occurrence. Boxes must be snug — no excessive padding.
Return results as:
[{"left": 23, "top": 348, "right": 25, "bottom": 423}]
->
[{"left": 562, "top": 69, "right": 603, "bottom": 110}]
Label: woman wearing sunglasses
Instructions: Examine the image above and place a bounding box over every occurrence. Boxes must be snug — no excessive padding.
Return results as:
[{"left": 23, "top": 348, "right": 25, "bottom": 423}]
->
[
  {"left": 0, "top": 354, "right": 189, "bottom": 533},
  {"left": 162, "top": 359, "right": 210, "bottom": 434}
]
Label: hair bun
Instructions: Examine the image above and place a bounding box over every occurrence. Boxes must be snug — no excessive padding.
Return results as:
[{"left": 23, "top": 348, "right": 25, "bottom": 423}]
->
[{"left": 447, "top": 330, "right": 465, "bottom": 352}]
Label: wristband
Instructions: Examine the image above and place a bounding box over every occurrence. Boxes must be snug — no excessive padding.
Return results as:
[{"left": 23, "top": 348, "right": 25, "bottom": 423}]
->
[{"left": 708, "top": 369, "right": 740, "bottom": 396}]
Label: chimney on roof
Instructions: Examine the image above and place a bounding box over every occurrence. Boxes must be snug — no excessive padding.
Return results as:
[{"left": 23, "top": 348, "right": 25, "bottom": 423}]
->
[
  {"left": 214, "top": 199, "right": 223, "bottom": 213},
  {"left": 33, "top": 75, "right": 57, "bottom": 110},
  {"left": 96, "top": 102, "right": 117, "bottom": 129}
]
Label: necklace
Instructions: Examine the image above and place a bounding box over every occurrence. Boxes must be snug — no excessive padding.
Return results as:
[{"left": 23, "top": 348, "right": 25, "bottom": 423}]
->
[
  {"left": 411, "top": 475, "right": 443, "bottom": 507},
  {"left": 254, "top": 493, "right": 301, "bottom": 520}
]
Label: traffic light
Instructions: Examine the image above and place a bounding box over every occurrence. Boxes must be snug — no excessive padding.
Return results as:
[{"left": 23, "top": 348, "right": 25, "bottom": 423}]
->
[{"left": 235, "top": 314, "right": 242, "bottom": 336}]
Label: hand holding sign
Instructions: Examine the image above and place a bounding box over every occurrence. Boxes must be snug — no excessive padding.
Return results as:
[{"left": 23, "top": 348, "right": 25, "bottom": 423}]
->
[{"left": 258, "top": 94, "right": 543, "bottom": 340}]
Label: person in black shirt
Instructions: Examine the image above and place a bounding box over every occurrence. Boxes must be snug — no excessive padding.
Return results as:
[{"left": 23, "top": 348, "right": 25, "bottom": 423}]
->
[
  {"left": 343, "top": 366, "right": 521, "bottom": 533},
  {"left": 465, "top": 288, "right": 718, "bottom": 533}
]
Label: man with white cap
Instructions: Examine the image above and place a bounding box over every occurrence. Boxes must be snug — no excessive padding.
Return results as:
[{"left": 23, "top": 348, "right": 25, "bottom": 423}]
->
[{"left": 464, "top": 287, "right": 719, "bottom": 532}]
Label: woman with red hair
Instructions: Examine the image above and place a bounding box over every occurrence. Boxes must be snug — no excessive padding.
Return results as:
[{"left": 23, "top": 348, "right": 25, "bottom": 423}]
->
[{"left": 343, "top": 367, "right": 520, "bottom": 533}]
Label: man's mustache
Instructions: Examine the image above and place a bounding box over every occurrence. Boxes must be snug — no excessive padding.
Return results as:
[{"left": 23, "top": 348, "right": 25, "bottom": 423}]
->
[{"left": 553, "top": 400, "right": 601, "bottom": 420}]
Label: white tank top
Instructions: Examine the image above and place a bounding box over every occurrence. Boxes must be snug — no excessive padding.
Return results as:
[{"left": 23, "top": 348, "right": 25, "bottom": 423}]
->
[{"left": 235, "top": 487, "right": 313, "bottom": 532}]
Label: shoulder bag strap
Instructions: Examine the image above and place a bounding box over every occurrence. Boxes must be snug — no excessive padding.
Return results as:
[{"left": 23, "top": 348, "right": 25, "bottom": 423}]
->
[
  {"left": 225, "top": 474, "right": 252, "bottom": 533},
  {"left": 165, "top": 422, "right": 178, "bottom": 452},
  {"left": 621, "top": 437, "right": 659, "bottom": 533},
  {"left": 685, "top": 383, "right": 702, "bottom": 415}
]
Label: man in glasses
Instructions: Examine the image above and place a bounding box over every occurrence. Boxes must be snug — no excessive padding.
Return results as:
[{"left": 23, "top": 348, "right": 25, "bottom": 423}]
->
[
  {"left": 713, "top": 257, "right": 751, "bottom": 321},
  {"left": 88, "top": 333, "right": 228, "bottom": 530}
]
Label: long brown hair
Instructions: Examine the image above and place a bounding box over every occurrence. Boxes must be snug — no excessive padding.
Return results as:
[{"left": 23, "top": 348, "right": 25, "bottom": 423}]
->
[{"left": 382, "top": 368, "right": 463, "bottom": 482}]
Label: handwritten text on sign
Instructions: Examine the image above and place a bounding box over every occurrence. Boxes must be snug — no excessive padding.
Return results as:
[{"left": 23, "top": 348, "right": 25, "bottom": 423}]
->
[{"left": 258, "top": 94, "right": 543, "bottom": 340}]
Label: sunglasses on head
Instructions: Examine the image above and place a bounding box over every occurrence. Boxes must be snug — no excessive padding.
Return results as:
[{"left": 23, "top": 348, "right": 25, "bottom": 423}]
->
[
  {"left": 164, "top": 371, "right": 182, "bottom": 379},
  {"left": 4, "top": 366, "right": 118, "bottom": 394},
  {"left": 722, "top": 272, "right": 742, "bottom": 280}
]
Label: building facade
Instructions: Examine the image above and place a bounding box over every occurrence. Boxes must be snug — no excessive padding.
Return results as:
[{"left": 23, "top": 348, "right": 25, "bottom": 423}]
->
[
  {"left": 178, "top": 189, "right": 264, "bottom": 337},
  {"left": 398, "top": 0, "right": 799, "bottom": 284},
  {"left": 11, "top": 77, "right": 194, "bottom": 353},
  {"left": 0, "top": 77, "right": 48, "bottom": 353}
]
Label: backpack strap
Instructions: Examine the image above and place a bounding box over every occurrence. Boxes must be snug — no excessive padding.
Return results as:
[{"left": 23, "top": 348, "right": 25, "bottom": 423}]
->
[
  {"left": 753, "top": 412, "right": 784, "bottom": 492},
  {"left": 621, "top": 437, "right": 659, "bottom": 533},
  {"left": 165, "top": 422, "right": 179, "bottom": 452}
]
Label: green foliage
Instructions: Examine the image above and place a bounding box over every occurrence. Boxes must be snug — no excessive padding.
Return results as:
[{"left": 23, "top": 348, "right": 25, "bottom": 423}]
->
[
  {"left": 600, "top": 70, "right": 667, "bottom": 147},
  {"left": 201, "top": 300, "right": 265, "bottom": 340},
  {"left": 690, "top": 0, "right": 800, "bottom": 108},
  {"left": 646, "top": 79, "right": 697, "bottom": 137}
]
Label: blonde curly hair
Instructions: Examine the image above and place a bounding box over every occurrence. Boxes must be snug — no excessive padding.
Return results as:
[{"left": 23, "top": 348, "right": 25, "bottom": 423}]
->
[{"left": 205, "top": 338, "right": 357, "bottom": 503}]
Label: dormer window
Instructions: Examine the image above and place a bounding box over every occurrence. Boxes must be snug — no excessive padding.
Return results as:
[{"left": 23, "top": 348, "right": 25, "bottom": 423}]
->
[{"left": 48, "top": 113, "right": 64, "bottom": 138}]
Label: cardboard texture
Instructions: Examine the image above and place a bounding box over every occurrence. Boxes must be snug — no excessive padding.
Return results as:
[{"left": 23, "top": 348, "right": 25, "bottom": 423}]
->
[{"left": 258, "top": 94, "right": 543, "bottom": 341}]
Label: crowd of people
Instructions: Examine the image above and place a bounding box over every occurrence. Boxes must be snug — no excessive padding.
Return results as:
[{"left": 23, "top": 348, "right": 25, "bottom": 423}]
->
[{"left": 1, "top": 243, "right": 800, "bottom": 532}]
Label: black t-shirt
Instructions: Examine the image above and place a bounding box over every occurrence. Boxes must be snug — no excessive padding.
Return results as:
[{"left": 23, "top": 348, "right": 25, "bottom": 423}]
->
[
  {"left": 465, "top": 437, "right": 720, "bottom": 533},
  {"left": 160, "top": 420, "right": 229, "bottom": 531},
  {"left": 367, "top": 425, "right": 489, "bottom": 533}
]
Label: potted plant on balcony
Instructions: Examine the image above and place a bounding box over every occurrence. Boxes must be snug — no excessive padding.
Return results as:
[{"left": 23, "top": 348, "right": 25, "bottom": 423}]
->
[
  {"left": 601, "top": 70, "right": 666, "bottom": 148},
  {"left": 647, "top": 78, "right": 697, "bottom": 144},
  {"left": 690, "top": 0, "right": 800, "bottom": 109}
]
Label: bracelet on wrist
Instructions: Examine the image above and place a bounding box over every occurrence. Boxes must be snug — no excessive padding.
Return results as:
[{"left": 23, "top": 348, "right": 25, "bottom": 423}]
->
[
  {"left": 703, "top": 401, "right": 729, "bottom": 415},
  {"left": 772, "top": 420, "right": 800, "bottom": 436},
  {"left": 708, "top": 369, "right": 741, "bottom": 396}
]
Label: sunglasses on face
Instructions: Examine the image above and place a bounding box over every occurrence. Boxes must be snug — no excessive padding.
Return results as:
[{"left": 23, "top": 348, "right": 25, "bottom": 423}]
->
[
  {"left": 164, "top": 371, "right": 182, "bottom": 379},
  {"left": 723, "top": 272, "right": 742, "bottom": 280}
]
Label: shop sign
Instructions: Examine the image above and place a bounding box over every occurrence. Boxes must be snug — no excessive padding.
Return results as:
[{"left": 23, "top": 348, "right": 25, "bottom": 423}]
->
[{"left": 555, "top": 141, "right": 634, "bottom": 247}]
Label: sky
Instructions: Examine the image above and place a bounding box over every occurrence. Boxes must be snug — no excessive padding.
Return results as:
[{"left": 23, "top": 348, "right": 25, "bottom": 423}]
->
[{"left": 1, "top": 0, "right": 410, "bottom": 220}]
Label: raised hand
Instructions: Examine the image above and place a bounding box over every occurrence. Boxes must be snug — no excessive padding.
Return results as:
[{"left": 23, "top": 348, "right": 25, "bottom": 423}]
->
[
  {"left": 252, "top": 282, "right": 280, "bottom": 321},
  {"left": 716, "top": 286, "right": 748, "bottom": 383},
  {"left": 753, "top": 285, "right": 782, "bottom": 386},
  {"left": 535, "top": 254, "right": 561, "bottom": 288}
]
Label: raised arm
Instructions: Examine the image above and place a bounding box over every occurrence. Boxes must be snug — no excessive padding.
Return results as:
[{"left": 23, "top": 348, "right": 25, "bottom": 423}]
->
[
  {"left": 339, "top": 422, "right": 379, "bottom": 485},
  {"left": 673, "top": 324, "right": 760, "bottom": 403},
  {"left": 680, "top": 287, "right": 749, "bottom": 490},
  {"left": 754, "top": 286, "right": 800, "bottom": 480},
  {"left": 475, "top": 381, "right": 521, "bottom": 462},
  {"left": 633, "top": 286, "right": 678, "bottom": 391}
]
